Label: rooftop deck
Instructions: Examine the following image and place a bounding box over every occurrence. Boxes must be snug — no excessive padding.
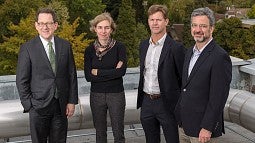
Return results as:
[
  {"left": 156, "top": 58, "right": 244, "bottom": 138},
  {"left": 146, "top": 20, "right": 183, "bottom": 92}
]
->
[{"left": 2, "top": 122, "right": 254, "bottom": 143}]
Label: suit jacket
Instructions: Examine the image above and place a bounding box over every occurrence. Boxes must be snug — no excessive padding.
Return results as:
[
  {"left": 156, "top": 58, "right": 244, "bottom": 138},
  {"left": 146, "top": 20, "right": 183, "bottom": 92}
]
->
[
  {"left": 16, "top": 35, "right": 78, "bottom": 115},
  {"left": 175, "top": 39, "right": 232, "bottom": 137},
  {"left": 137, "top": 35, "right": 186, "bottom": 113}
]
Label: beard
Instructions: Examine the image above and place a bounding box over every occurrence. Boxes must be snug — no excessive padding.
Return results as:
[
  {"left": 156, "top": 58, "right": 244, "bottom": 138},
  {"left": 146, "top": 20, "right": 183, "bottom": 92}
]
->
[{"left": 193, "top": 32, "right": 210, "bottom": 43}]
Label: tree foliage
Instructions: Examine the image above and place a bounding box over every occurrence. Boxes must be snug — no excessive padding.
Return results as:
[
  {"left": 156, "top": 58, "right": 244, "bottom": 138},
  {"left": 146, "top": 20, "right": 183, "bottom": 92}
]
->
[
  {"left": 0, "top": 0, "right": 46, "bottom": 42},
  {"left": 0, "top": 1, "right": 91, "bottom": 75},
  {"left": 64, "top": 0, "right": 106, "bottom": 38},
  {"left": 104, "top": 0, "right": 122, "bottom": 21},
  {"left": 219, "top": 0, "right": 255, "bottom": 7},
  {"left": 0, "top": 10, "right": 37, "bottom": 75},
  {"left": 214, "top": 17, "right": 255, "bottom": 59},
  {"left": 247, "top": 4, "right": 255, "bottom": 18},
  {"left": 57, "top": 18, "right": 92, "bottom": 70},
  {"left": 115, "top": 0, "right": 149, "bottom": 67},
  {"left": 167, "top": 0, "right": 195, "bottom": 23}
]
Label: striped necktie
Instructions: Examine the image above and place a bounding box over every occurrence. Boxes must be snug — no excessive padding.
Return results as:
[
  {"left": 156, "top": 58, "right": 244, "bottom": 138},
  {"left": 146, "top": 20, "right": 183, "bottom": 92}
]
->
[
  {"left": 48, "top": 41, "right": 58, "bottom": 98},
  {"left": 48, "top": 41, "right": 56, "bottom": 73}
]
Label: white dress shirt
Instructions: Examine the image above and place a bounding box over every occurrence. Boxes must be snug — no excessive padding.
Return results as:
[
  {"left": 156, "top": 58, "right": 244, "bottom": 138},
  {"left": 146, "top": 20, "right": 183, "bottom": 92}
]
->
[
  {"left": 143, "top": 33, "right": 167, "bottom": 94},
  {"left": 39, "top": 36, "right": 55, "bottom": 60}
]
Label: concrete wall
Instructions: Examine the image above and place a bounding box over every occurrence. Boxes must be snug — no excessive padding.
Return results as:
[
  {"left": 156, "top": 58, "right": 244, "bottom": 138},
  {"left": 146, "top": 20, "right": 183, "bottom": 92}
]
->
[
  {"left": 0, "top": 68, "right": 140, "bottom": 101},
  {"left": 2, "top": 56, "right": 255, "bottom": 101}
]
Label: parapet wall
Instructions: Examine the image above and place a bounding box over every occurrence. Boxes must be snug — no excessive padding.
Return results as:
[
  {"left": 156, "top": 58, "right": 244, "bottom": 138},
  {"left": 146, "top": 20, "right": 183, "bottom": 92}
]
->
[{"left": 0, "top": 68, "right": 140, "bottom": 101}]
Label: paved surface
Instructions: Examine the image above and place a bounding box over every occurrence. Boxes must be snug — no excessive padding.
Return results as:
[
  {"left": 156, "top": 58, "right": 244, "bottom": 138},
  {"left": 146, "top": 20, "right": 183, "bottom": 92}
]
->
[{"left": 1, "top": 122, "right": 255, "bottom": 143}]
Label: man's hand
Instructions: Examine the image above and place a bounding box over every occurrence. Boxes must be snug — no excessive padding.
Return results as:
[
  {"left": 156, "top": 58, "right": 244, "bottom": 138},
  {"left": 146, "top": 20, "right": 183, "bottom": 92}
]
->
[
  {"left": 91, "top": 69, "right": 98, "bottom": 75},
  {"left": 199, "top": 128, "right": 212, "bottom": 143},
  {"left": 116, "top": 61, "right": 123, "bottom": 69},
  {"left": 66, "top": 103, "right": 75, "bottom": 118}
]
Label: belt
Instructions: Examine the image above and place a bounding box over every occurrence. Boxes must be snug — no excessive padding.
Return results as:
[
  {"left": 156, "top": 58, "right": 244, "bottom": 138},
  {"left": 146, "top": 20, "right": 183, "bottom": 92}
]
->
[{"left": 145, "top": 93, "right": 161, "bottom": 100}]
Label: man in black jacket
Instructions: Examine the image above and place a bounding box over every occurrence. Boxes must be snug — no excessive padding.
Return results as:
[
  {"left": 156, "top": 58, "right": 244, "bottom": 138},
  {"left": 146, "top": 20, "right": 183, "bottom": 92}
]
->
[
  {"left": 175, "top": 7, "right": 232, "bottom": 143},
  {"left": 137, "top": 4, "right": 186, "bottom": 143}
]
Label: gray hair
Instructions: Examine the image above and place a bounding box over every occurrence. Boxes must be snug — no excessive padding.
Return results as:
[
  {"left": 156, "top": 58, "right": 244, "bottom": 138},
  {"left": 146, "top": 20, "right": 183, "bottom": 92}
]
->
[{"left": 191, "top": 7, "right": 215, "bottom": 26}]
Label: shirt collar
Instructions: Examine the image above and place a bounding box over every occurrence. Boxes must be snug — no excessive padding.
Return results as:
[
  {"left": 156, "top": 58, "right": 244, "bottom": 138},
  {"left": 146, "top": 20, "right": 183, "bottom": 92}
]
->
[
  {"left": 193, "top": 38, "right": 213, "bottom": 53},
  {"left": 149, "top": 33, "right": 167, "bottom": 46},
  {"left": 39, "top": 35, "right": 55, "bottom": 48}
]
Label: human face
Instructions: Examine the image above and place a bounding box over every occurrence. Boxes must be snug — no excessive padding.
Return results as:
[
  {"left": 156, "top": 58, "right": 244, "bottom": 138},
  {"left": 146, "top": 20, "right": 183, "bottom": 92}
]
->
[
  {"left": 35, "top": 13, "right": 58, "bottom": 41},
  {"left": 148, "top": 11, "right": 169, "bottom": 36},
  {"left": 94, "top": 20, "right": 112, "bottom": 41},
  {"left": 191, "top": 15, "right": 214, "bottom": 44}
]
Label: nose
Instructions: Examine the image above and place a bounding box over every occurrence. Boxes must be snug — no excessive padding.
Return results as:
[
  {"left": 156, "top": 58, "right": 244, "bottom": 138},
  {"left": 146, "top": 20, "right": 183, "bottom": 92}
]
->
[
  {"left": 102, "top": 28, "right": 107, "bottom": 33},
  {"left": 152, "top": 20, "right": 158, "bottom": 25},
  {"left": 193, "top": 26, "right": 203, "bottom": 32}
]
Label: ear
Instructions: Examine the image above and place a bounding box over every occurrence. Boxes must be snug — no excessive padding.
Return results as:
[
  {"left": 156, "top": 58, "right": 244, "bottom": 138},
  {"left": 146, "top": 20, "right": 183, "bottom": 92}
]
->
[
  {"left": 210, "top": 26, "right": 215, "bottom": 34},
  {"left": 165, "top": 18, "right": 169, "bottom": 25},
  {"left": 35, "top": 22, "right": 39, "bottom": 31},
  {"left": 54, "top": 22, "right": 58, "bottom": 30}
]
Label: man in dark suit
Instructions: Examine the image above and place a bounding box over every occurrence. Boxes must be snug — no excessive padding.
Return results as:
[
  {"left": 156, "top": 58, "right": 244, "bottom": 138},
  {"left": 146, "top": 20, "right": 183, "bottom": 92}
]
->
[
  {"left": 16, "top": 8, "right": 78, "bottom": 143},
  {"left": 175, "top": 7, "right": 232, "bottom": 143},
  {"left": 137, "top": 4, "right": 186, "bottom": 143}
]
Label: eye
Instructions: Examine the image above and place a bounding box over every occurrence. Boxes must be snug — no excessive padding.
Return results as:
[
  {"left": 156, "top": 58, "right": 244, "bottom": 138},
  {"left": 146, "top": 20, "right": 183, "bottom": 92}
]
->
[
  {"left": 37, "top": 22, "right": 54, "bottom": 27},
  {"left": 200, "top": 24, "right": 208, "bottom": 28},
  {"left": 191, "top": 23, "right": 198, "bottom": 28}
]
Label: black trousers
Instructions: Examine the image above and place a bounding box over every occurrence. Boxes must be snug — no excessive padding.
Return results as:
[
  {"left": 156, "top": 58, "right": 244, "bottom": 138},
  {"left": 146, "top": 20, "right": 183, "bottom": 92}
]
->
[
  {"left": 90, "top": 92, "right": 126, "bottom": 143},
  {"left": 29, "top": 98, "right": 68, "bottom": 143},
  {"left": 140, "top": 95, "right": 179, "bottom": 143}
]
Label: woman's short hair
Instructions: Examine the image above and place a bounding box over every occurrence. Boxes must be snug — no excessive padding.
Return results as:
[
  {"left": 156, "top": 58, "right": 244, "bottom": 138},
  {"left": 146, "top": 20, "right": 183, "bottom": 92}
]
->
[{"left": 89, "top": 12, "right": 116, "bottom": 33}]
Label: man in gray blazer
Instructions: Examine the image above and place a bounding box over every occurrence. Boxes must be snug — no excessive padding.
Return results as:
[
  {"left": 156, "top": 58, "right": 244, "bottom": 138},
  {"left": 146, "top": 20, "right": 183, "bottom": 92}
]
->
[
  {"left": 16, "top": 8, "right": 78, "bottom": 143},
  {"left": 175, "top": 7, "right": 232, "bottom": 143}
]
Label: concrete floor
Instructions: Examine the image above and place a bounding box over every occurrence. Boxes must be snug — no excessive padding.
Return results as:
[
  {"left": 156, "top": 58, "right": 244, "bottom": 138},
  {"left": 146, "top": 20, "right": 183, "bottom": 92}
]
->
[{"left": 2, "top": 122, "right": 255, "bottom": 143}]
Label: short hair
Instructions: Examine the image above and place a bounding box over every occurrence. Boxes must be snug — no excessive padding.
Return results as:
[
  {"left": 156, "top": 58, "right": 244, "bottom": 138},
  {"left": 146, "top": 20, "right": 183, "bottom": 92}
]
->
[
  {"left": 89, "top": 12, "right": 116, "bottom": 33},
  {"left": 191, "top": 7, "right": 215, "bottom": 26},
  {"left": 35, "top": 8, "right": 58, "bottom": 22},
  {"left": 147, "top": 4, "right": 168, "bottom": 19}
]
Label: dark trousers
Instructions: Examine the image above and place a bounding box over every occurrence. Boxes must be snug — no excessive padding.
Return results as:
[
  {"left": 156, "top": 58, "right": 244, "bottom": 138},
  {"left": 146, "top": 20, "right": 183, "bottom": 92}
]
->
[
  {"left": 141, "top": 95, "right": 179, "bottom": 143},
  {"left": 90, "top": 92, "right": 126, "bottom": 143},
  {"left": 29, "top": 98, "right": 67, "bottom": 143}
]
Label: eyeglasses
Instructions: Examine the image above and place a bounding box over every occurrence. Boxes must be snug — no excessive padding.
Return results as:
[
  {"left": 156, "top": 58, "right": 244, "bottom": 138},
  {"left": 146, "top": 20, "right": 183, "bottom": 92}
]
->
[
  {"left": 37, "top": 22, "right": 55, "bottom": 27},
  {"left": 191, "top": 23, "right": 209, "bottom": 29}
]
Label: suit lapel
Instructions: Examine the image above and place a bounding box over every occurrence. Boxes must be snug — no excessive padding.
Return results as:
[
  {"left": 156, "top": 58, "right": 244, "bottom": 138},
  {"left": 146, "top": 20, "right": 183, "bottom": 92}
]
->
[
  {"left": 182, "top": 48, "right": 193, "bottom": 85},
  {"left": 184, "top": 40, "right": 215, "bottom": 87},
  {"left": 140, "top": 39, "right": 150, "bottom": 70},
  {"left": 158, "top": 35, "right": 171, "bottom": 67},
  {"left": 35, "top": 36, "right": 53, "bottom": 72},
  {"left": 54, "top": 36, "right": 61, "bottom": 74}
]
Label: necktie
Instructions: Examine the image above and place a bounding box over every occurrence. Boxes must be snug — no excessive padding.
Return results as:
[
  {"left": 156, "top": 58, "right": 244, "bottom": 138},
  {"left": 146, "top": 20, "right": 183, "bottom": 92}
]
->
[
  {"left": 48, "top": 41, "right": 56, "bottom": 73},
  {"left": 48, "top": 42, "right": 58, "bottom": 99}
]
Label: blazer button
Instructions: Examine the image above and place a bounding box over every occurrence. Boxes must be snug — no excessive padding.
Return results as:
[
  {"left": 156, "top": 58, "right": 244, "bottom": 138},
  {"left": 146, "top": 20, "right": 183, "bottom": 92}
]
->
[{"left": 183, "top": 89, "right": 186, "bottom": 92}]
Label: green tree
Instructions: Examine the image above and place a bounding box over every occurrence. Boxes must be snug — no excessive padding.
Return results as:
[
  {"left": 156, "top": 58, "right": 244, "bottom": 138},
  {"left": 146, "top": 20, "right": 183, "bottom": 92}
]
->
[
  {"left": 104, "top": 0, "right": 122, "bottom": 21},
  {"left": 247, "top": 4, "right": 255, "bottom": 18},
  {"left": 0, "top": 1, "right": 92, "bottom": 75},
  {"left": 167, "top": 0, "right": 195, "bottom": 23},
  {"left": 0, "top": 0, "right": 46, "bottom": 42},
  {"left": 214, "top": 17, "right": 255, "bottom": 59},
  {"left": 0, "top": 10, "right": 37, "bottom": 75},
  {"left": 115, "top": 0, "right": 148, "bottom": 67},
  {"left": 57, "top": 18, "right": 92, "bottom": 70},
  {"left": 219, "top": 0, "right": 255, "bottom": 7},
  {"left": 61, "top": 0, "right": 105, "bottom": 38},
  {"left": 182, "top": 0, "right": 208, "bottom": 48}
]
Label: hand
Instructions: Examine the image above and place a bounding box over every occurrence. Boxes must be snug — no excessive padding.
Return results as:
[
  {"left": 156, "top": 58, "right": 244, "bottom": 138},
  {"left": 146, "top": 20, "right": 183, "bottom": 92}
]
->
[
  {"left": 116, "top": 61, "right": 123, "bottom": 69},
  {"left": 91, "top": 69, "right": 98, "bottom": 75},
  {"left": 66, "top": 103, "right": 75, "bottom": 118},
  {"left": 199, "top": 128, "right": 212, "bottom": 143}
]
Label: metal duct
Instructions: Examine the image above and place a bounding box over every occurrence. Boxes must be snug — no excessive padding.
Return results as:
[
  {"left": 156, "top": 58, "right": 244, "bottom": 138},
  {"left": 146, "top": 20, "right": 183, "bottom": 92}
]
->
[
  {"left": 224, "top": 89, "right": 255, "bottom": 132},
  {"left": 0, "top": 89, "right": 255, "bottom": 138},
  {"left": 0, "top": 90, "right": 140, "bottom": 138}
]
